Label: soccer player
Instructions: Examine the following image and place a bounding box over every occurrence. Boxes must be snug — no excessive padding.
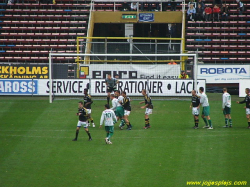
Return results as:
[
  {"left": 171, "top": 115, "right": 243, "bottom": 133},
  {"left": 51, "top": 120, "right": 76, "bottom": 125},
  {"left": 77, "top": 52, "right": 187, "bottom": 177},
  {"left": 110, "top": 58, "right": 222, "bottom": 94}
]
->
[
  {"left": 83, "top": 88, "right": 95, "bottom": 127},
  {"left": 115, "top": 90, "right": 126, "bottom": 129},
  {"left": 139, "top": 89, "right": 153, "bottom": 129},
  {"left": 190, "top": 90, "right": 200, "bottom": 129},
  {"left": 72, "top": 101, "right": 92, "bottom": 141},
  {"left": 222, "top": 88, "right": 232, "bottom": 128},
  {"left": 110, "top": 94, "right": 118, "bottom": 115},
  {"left": 100, "top": 104, "right": 117, "bottom": 144},
  {"left": 198, "top": 87, "right": 213, "bottom": 129},
  {"left": 105, "top": 74, "right": 118, "bottom": 105},
  {"left": 237, "top": 88, "right": 250, "bottom": 129},
  {"left": 122, "top": 91, "right": 132, "bottom": 130}
]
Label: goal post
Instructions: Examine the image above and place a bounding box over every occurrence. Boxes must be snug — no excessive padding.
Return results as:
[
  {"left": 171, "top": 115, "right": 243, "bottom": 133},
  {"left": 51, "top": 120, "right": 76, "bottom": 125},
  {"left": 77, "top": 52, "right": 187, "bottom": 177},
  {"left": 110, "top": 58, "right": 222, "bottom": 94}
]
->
[{"left": 49, "top": 53, "right": 198, "bottom": 103}]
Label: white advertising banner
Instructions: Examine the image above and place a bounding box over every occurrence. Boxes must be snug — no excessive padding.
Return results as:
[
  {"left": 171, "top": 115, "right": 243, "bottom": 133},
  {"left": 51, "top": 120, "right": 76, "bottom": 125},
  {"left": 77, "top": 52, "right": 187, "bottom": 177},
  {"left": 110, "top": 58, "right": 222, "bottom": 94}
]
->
[
  {"left": 197, "top": 65, "right": 250, "bottom": 84},
  {"left": 80, "top": 64, "right": 181, "bottom": 79},
  {"left": 90, "top": 79, "right": 206, "bottom": 96},
  {"left": 0, "top": 79, "right": 89, "bottom": 96},
  {"left": 239, "top": 79, "right": 250, "bottom": 97},
  {"left": 0, "top": 79, "right": 205, "bottom": 96}
]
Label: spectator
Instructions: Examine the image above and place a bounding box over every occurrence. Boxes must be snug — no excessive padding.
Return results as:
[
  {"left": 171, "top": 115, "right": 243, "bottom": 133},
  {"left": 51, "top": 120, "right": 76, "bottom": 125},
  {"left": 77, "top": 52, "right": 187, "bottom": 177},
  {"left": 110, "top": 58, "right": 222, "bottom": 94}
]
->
[
  {"left": 179, "top": 70, "right": 189, "bottom": 79},
  {"left": 122, "top": 2, "right": 131, "bottom": 11},
  {"left": 168, "top": 59, "right": 177, "bottom": 65},
  {"left": 213, "top": 4, "right": 220, "bottom": 21},
  {"left": 155, "top": 3, "right": 160, "bottom": 11},
  {"left": 147, "top": 3, "right": 153, "bottom": 11},
  {"left": 16, "top": 0, "right": 24, "bottom": 3},
  {"left": 170, "top": 0, "right": 177, "bottom": 11},
  {"left": 236, "top": 0, "right": 244, "bottom": 15},
  {"left": 188, "top": 0, "right": 197, "bottom": 9},
  {"left": 221, "top": 3, "right": 229, "bottom": 21},
  {"left": 204, "top": 6, "right": 212, "bottom": 21},
  {"left": 196, "top": 4, "right": 204, "bottom": 21},
  {"left": 213, "top": 0, "right": 222, "bottom": 6},
  {"left": 187, "top": 4, "right": 196, "bottom": 21},
  {"left": 197, "top": 0, "right": 205, "bottom": 10},
  {"left": 131, "top": 2, "right": 138, "bottom": 11},
  {"left": 140, "top": 2, "right": 145, "bottom": 11}
]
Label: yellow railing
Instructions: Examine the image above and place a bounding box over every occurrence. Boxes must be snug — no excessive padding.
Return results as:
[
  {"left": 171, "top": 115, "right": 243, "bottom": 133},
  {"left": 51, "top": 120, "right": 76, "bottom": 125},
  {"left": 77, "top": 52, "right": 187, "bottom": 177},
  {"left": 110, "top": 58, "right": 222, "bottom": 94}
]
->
[{"left": 76, "top": 37, "right": 186, "bottom": 77}]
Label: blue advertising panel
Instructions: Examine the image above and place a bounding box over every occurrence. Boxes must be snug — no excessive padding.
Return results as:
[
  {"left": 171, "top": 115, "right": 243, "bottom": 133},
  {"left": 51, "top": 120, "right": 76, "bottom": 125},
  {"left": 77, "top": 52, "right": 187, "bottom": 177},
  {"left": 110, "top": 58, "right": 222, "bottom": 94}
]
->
[
  {"left": 0, "top": 80, "right": 38, "bottom": 95},
  {"left": 139, "top": 13, "right": 154, "bottom": 22}
]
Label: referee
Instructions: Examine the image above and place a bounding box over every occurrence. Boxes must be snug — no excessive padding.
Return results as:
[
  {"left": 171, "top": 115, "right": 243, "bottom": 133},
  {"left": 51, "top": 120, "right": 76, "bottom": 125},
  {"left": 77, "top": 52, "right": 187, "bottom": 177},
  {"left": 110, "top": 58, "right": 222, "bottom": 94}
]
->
[{"left": 105, "top": 74, "right": 118, "bottom": 105}]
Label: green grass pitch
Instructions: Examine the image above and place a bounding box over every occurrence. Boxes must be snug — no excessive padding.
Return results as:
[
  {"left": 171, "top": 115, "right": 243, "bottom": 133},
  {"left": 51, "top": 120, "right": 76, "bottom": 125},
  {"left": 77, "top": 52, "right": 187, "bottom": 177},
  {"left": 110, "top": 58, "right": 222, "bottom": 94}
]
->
[{"left": 0, "top": 94, "right": 249, "bottom": 187}]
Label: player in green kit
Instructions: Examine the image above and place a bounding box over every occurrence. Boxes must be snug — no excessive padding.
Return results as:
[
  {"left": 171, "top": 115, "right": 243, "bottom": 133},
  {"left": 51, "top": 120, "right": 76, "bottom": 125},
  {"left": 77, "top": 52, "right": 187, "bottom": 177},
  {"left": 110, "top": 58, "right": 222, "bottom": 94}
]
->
[
  {"left": 115, "top": 90, "right": 126, "bottom": 129},
  {"left": 198, "top": 87, "right": 213, "bottom": 129},
  {"left": 222, "top": 88, "right": 232, "bottom": 128},
  {"left": 100, "top": 104, "right": 117, "bottom": 144},
  {"left": 190, "top": 90, "right": 200, "bottom": 129},
  {"left": 237, "top": 88, "right": 250, "bottom": 129},
  {"left": 140, "top": 89, "right": 153, "bottom": 129}
]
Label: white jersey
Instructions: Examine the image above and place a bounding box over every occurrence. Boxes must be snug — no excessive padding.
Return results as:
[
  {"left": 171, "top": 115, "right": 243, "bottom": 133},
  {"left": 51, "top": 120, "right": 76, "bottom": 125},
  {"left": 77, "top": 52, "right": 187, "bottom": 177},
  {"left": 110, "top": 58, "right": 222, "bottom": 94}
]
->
[
  {"left": 100, "top": 109, "right": 117, "bottom": 126},
  {"left": 222, "top": 92, "right": 231, "bottom": 108},
  {"left": 199, "top": 92, "right": 209, "bottom": 107},
  {"left": 111, "top": 98, "right": 118, "bottom": 111},
  {"left": 117, "top": 95, "right": 124, "bottom": 107}
]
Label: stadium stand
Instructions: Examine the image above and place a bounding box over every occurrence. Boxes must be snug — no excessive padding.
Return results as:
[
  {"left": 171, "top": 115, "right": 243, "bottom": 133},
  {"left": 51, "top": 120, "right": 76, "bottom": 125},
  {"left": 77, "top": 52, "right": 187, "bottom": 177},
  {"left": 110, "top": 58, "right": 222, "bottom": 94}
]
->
[
  {"left": 1, "top": 0, "right": 249, "bottom": 64},
  {"left": 0, "top": 0, "right": 90, "bottom": 63},
  {"left": 186, "top": 0, "right": 250, "bottom": 63}
]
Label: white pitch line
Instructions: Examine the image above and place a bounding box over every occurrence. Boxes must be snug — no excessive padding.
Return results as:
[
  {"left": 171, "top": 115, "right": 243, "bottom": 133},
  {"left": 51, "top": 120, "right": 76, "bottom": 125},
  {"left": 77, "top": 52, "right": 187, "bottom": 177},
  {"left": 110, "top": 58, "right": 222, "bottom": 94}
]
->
[{"left": 0, "top": 133, "right": 249, "bottom": 139}]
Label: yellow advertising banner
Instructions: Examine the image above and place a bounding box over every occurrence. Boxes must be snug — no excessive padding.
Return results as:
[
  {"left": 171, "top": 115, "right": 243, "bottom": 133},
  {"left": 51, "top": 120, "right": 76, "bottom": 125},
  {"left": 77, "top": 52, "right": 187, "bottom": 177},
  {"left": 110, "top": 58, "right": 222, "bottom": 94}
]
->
[{"left": 0, "top": 65, "right": 49, "bottom": 79}]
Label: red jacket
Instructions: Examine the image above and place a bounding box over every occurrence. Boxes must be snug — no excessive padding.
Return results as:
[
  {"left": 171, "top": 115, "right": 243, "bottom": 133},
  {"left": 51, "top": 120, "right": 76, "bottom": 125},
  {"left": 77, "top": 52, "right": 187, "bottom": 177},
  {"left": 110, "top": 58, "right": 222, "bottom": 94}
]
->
[
  {"left": 205, "top": 7, "right": 212, "bottom": 14},
  {"left": 213, "top": 7, "right": 220, "bottom": 13}
]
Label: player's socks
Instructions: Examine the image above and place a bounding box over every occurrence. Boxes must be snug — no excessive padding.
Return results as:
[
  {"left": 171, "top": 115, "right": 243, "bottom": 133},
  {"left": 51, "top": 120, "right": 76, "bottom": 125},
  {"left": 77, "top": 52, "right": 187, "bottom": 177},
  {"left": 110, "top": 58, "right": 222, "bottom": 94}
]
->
[
  {"left": 86, "top": 130, "right": 91, "bottom": 139},
  {"left": 225, "top": 118, "right": 228, "bottom": 126},
  {"left": 208, "top": 119, "right": 212, "bottom": 127},
  {"left": 229, "top": 119, "right": 232, "bottom": 126},
  {"left": 129, "top": 122, "right": 132, "bottom": 128},
  {"left": 106, "top": 133, "right": 109, "bottom": 137},
  {"left": 195, "top": 119, "right": 199, "bottom": 127},
  {"left": 203, "top": 118, "right": 208, "bottom": 126},
  {"left": 74, "top": 129, "right": 79, "bottom": 140},
  {"left": 120, "top": 119, "right": 125, "bottom": 126},
  {"left": 145, "top": 118, "right": 149, "bottom": 127}
]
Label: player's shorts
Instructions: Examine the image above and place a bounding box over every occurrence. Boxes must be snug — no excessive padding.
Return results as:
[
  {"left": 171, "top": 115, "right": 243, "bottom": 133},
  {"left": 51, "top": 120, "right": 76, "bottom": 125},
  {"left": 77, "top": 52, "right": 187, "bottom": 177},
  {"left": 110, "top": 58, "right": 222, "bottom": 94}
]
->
[
  {"left": 124, "top": 110, "right": 131, "bottom": 116},
  {"left": 202, "top": 106, "right": 210, "bottom": 116},
  {"left": 116, "top": 106, "right": 124, "bottom": 118},
  {"left": 77, "top": 121, "right": 87, "bottom": 128},
  {"left": 223, "top": 106, "right": 231, "bottom": 115},
  {"left": 145, "top": 108, "right": 153, "bottom": 115},
  {"left": 192, "top": 107, "right": 200, "bottom": 116},
  {"left": 86, "top": 109, "right": 91, "bottom": 115},
  {"left": 105, "top": 126, "right": 114, "bottom": 133},
  {"left": 107, "top": 86, "right": 117, "bottom": 93},
  {"left": 246, "top": 108, "right": 250, "bottom": 115}
]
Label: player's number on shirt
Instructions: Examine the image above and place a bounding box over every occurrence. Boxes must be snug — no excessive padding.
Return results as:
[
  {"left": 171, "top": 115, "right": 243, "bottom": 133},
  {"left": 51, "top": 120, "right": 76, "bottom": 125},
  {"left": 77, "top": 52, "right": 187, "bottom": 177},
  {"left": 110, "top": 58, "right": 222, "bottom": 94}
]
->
[{"left": 105, "top": 113, "right": 112, "bottom": 119}]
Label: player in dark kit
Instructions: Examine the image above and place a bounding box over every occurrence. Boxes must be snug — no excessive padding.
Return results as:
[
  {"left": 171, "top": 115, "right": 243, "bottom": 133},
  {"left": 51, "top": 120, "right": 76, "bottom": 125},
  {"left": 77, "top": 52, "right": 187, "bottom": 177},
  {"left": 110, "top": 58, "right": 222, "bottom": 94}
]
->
[
  {"left": 72, "top": 101, "right": 92, "bottom": 141},
  {"left": 237, "top": 88, "right": 250, "bottom": 129},
  {"left": 190, "top": 90, "right": 200, "bottom": 129},
  {"left": 84, "top": 88, "right": 95, "bottom": 127},
  {"left": 105, "top": 74, "right": 118, "bottom": 105},
  {"left": 139, "top": 89, "right": 153, "bottom": 129},
  {"left": 122, "top": 91, "right": 132, "bottom": 130}
]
